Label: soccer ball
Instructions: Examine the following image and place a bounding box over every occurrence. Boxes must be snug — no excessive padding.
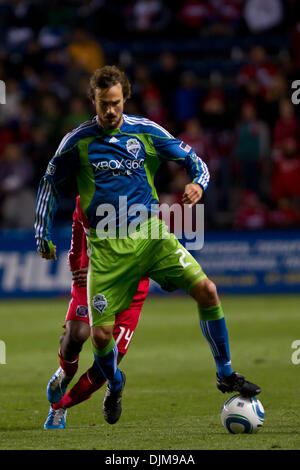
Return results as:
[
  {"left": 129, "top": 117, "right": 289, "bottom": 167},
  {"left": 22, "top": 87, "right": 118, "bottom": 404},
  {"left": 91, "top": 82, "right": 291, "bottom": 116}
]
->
[{"left": 221, "top": 394, "right": 264, "bottom": 434}]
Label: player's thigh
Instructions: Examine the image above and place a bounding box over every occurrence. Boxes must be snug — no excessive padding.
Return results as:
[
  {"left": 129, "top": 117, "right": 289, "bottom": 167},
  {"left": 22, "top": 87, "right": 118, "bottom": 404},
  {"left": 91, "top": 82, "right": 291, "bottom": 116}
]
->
[
  {"left": 64, "top": 320, "right": 90, "bottom": 344},
  {"left": 87, "top": 246, "right": 142, "bottom": 327},
  {"left": 146, "top": 235, "right": 207, "bottom": 294},
  {"left": 65, "top": 284, "right": 89, "bottom": 324}
]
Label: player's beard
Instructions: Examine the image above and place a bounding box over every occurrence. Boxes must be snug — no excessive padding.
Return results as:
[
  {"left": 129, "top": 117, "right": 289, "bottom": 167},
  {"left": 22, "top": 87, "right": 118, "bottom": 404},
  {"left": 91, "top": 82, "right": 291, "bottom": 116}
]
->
[{"left": 101, "top": 113, "right": 123, "bottom": 129}]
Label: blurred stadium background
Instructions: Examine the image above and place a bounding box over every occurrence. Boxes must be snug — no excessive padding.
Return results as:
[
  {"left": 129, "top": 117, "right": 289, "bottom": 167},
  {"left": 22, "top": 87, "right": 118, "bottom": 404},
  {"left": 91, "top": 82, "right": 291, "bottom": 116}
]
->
[{"left": 1, "top": 0, "right": 300, "bottom": 298}]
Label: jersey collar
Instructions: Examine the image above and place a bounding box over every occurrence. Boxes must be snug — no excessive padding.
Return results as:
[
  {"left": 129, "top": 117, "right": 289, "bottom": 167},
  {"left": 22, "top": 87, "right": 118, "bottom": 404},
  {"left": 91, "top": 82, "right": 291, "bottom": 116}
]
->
[{"left": 95, "top": 114, "right": 125, "bottom": 135}]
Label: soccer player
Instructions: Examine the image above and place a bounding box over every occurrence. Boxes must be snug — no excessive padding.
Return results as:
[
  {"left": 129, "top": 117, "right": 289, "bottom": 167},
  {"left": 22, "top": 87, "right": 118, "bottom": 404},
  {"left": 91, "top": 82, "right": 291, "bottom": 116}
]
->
[
  {"left": 35, "top": 65, "right": 261, "bottom": 426},
  {"left": 44, "top": 195, "right": 149, "bottom": 428}
]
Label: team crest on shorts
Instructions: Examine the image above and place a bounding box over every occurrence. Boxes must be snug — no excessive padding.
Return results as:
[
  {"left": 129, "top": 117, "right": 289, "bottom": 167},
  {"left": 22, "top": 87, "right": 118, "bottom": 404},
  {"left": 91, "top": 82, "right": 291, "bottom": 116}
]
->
[
  {"left": 126, "top": 138, "right": 141, "bottom": 158},
  {"left": 76, "top": 305, "right": 88, "bottom": 318},
  {"left": 93, "top": 294, "right": 108, "bottom": 315}
]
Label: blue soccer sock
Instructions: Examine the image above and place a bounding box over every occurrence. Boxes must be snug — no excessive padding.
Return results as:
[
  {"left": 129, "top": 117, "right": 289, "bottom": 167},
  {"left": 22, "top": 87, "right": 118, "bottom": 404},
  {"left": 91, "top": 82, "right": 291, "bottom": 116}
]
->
[
  {"left": 92, "top": 338, "right": 123, "bottom": 392},
  {"left": 198, "top": 304, "right": 233, "bottom": 379}
]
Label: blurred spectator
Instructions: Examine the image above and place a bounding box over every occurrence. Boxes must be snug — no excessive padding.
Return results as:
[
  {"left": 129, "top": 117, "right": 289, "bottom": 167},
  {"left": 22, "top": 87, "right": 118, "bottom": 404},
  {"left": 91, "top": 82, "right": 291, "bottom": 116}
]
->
[
  {"left": 283, "top": 0, "right": 300, "bottom": 29},
  {"left": 200, "top": 87, "right": 229, "bottom": 130},
  {"left": 290, "top": 20, "right": 300, "bottom": 68},
  {"left": 143, "top": 91, "right": 168, "bottom": 126},
  {"left": 177, "top": 117, "right": 222, "bottom": 221},
  {"left": 43, "top": 0, "right": 76, "bottom": 29},
  {"left": 244, "top": 0, "right": 283, "bottom": 34},
  {"left": 125, "top": 0, "right": 170, "bottom": 33},
  {"left": 153, "top": 52, "right": 181, "bottom": 118},
  {"left": 237, "top": 46, "right": 279, "bottom": 103},
  {"left": 44, "top": 49, "right": 67, "bottom": 81},
  {"left": 10, "top": 0, "right": 42, "bottom": 32},
  {"left": 200, "top": 85, "right": 234, "bottom": 210},
  {"left": 20, "top": 65, "right": 39, "bottom": 97},
  {"left": 0, "top": 126, "right": 15, "bottom": 159},
  {"left": 24, "top": 125, "right": 53, "bottom": 184},
  {"left": 178, "top": 118, "right": 214, "bottom": 159},
  {"left": 0, "top": 0, "right": 299, "bottom": 230},
  {"left": 271, "top": 137, "right": 300, "bottom": 203},
  {"left": 38, "top": 94, "right": 63, "bottom": 142},
  {"left": 177, "top": 0, "right": 208, "bottom": 30},
  {"left": 268, "top": 197, "right": 300, "bottom": 227},
  {"left": 232, "top": 100, "right": 271, "bottom": 192},
  {"left": 35, "top": 70, "right": 71, "bottom": 102},
  {"left": 23, "top": 40, "right": 44, "bottom": 75},
  {"left": 67, "top": 28, "right": 105, "bottom": 73},
  {"left": 260, "top": 73, "right": 288, "bottom": 126},
  {"left": 205, "top": 0, "right": 243, "bottom": 36},
  {"left": 0, "top": 1, "right": 14, "bottom": 37},
  {"left": 173, "top": 71, "right": 201, "bottom": 122},
  {"left": 62, "top": 96, "right": 91, "bottom": 134},
  {"left": 132, "top": 64, "right": 172, "bottom": 127},
  {"left": 0, "top": 143, "right": 35, "bottom": 228},
  {"left": 273, "top": 98, "right": 300, "bottom": 150},
  {"left": 38, "top": 25, "right": 66, "bottom": 50},
  {"left": 133, "top": 64, "right": 162, "bottom": 107},
  {"left": 76, "top": 0, "right": 108, "bottom": 36},
  {"left": 234, "top": 190, "right": 268, "bottom": 229},
  {"left": 17, "top": 100, "right": 35, "bottom": 143}
]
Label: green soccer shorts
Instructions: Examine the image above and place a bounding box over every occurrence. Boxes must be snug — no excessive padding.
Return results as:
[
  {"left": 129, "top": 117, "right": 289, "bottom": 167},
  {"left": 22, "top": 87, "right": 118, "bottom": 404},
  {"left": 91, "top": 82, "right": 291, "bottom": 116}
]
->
[{"left": 87, "top": 218, "right": 207, "bottom": 327}]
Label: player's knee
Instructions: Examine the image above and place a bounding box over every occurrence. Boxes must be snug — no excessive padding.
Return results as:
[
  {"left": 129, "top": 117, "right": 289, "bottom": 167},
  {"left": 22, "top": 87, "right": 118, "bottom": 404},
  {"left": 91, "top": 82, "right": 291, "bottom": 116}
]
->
[
  {"left": 64, "top": 322, "right": 90, "bottom": 347},
  {"left": 201, "top": 278, "right": 219, "bottom": 305},
  {"left": 190, "top": 278, "right": 219, "bottom": 306},
  {"left": 59, "top": 332, "right": 67, "bottom": 347},
  {"left": 91, "top": 326, "right": 113, "bottom": 351}
]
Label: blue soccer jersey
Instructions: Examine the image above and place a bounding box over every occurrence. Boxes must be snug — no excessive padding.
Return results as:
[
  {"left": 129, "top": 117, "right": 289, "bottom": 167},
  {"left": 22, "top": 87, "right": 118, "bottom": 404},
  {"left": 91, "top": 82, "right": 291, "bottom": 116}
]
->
[{"left": 34, "top": 114, "right": 210, "bottom": 249}]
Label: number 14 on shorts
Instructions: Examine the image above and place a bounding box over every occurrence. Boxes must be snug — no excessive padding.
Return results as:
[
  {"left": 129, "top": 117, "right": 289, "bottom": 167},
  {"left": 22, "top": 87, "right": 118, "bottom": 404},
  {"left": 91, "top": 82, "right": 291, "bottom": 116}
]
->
[{"left": 116, "top": 327, "right": 134, "bottom": 350}]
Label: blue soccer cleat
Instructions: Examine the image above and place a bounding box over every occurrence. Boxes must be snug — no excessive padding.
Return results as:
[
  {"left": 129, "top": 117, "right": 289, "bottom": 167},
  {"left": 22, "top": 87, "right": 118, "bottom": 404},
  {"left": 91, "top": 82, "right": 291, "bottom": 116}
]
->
[
  {"left": 47, "top": 367, "right": 72, "bottom": 404},
  {"left": 44, "top": 405, "right": 67, "bottom": 429}
]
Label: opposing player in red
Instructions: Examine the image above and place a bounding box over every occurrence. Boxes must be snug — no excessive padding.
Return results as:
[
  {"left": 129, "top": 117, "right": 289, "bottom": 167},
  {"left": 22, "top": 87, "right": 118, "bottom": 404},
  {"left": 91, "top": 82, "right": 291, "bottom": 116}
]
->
[{"left": 44, "top": 196, "right": 149, "bottom": 429}]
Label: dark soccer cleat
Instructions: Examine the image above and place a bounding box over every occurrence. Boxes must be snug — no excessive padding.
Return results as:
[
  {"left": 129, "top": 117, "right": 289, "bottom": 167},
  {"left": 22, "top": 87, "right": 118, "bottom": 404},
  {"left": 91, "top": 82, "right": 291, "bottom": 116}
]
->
[
  {"left": 216, "top": 372, "right": 261, "bottom": 397},
  {"left": 102, "top": 371, "right": 126, "bottom": 424}
]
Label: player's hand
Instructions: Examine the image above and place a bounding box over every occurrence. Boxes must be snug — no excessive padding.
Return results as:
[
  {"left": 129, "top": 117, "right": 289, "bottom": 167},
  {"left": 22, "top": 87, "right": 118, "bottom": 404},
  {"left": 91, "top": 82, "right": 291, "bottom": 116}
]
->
[
  {"left": 72, "top": 268, "right": 88, "bottom": 287},
  {"left": 37, "top": 240, "right": 57, "bottom": 261},
  {"left": 182, "top": 183, "right": 203, "bottom": 207}
]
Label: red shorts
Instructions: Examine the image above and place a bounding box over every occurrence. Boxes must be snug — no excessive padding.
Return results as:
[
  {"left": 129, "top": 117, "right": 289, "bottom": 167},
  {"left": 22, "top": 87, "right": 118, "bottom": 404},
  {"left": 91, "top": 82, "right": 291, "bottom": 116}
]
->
[{"left": 65, "top": 277, "right": 149, "bottom": 355}]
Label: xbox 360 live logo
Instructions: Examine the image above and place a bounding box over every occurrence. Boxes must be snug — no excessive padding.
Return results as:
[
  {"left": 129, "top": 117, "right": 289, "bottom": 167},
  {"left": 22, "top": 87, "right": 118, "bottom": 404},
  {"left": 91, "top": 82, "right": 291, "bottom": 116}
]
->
[{"left": 0, "top": 80, "right": 6, "bottom": 104}]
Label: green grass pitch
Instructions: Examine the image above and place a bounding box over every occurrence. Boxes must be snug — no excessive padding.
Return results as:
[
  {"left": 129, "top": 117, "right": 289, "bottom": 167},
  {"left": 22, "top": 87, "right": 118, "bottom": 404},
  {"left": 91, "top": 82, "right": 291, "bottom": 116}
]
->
[{"left": 0, "top": 294, "right": 299, "bottom": 450}]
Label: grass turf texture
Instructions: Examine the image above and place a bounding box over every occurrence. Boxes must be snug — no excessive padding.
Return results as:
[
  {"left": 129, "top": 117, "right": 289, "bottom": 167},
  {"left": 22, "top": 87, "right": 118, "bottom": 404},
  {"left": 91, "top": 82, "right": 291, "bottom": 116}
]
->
[{"left": 0, "top": 295, "right": 299, "bottom": 450}]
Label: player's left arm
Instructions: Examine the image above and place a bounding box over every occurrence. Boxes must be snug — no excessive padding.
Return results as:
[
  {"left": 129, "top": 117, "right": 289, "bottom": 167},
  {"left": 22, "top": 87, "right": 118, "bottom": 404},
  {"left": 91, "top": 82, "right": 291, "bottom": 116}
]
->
[
  {"left": 151, "top": 128, "right": 210, "bottom": 207},
  {"left": 35, "top": 142, "right": 80, "bottom": 259}
]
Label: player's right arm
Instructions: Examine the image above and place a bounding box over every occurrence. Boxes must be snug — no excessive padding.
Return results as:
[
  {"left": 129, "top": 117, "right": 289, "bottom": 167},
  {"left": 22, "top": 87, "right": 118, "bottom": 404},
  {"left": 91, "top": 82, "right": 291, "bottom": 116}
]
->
[
  {"left": 149, "top": 124, "right": 210, "bottom": 207},
  {"left": 34, "top": 137, "right": 80, "bottom": 259}
]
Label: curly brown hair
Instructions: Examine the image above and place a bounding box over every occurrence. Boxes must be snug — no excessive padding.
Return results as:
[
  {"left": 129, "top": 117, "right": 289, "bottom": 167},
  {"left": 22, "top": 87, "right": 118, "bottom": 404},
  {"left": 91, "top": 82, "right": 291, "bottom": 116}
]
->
[{"left": 88, "top": 65, "right": 131, "bottom": 101}]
